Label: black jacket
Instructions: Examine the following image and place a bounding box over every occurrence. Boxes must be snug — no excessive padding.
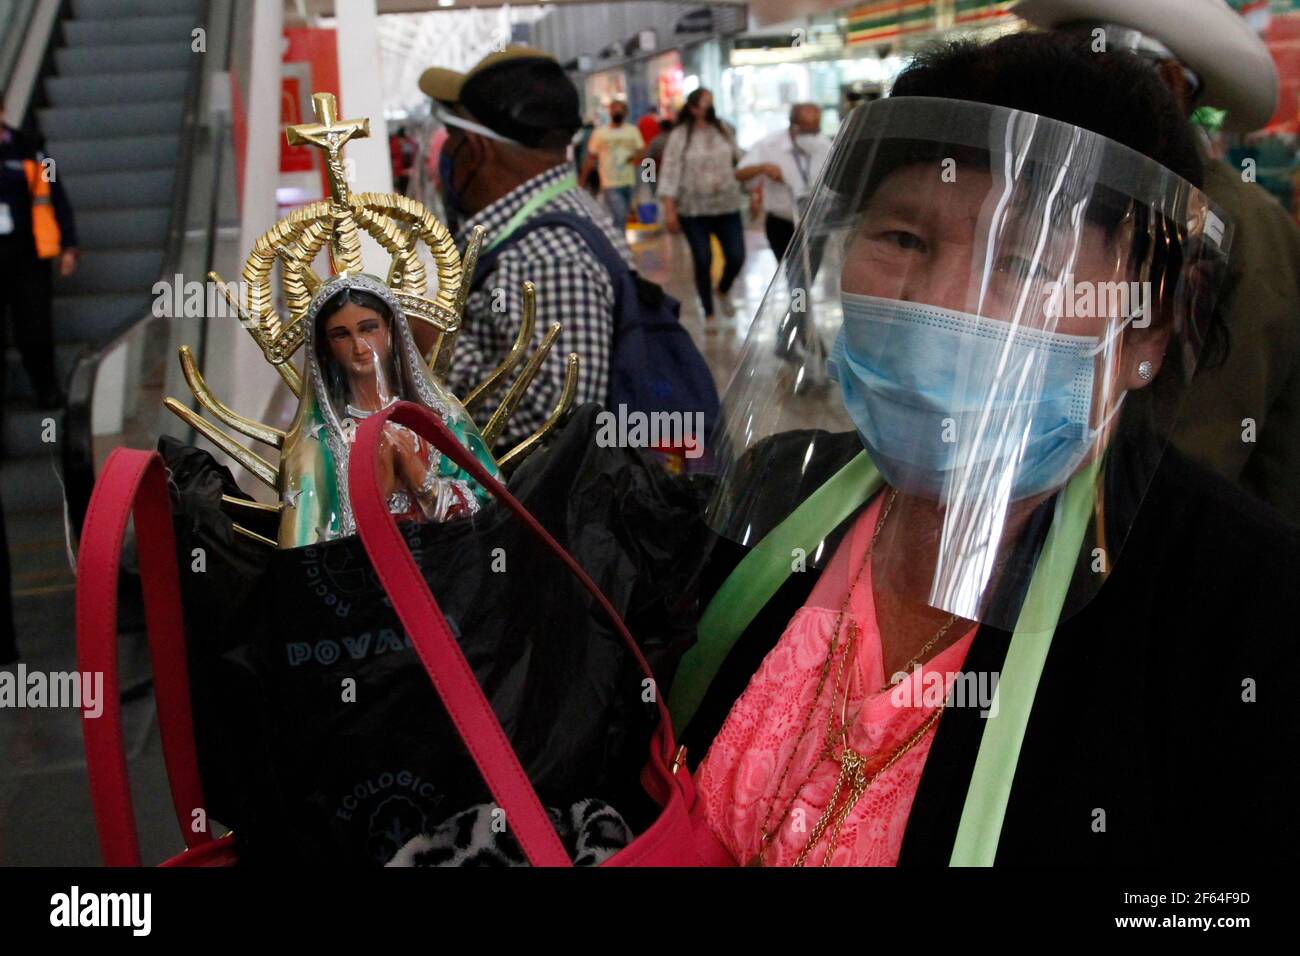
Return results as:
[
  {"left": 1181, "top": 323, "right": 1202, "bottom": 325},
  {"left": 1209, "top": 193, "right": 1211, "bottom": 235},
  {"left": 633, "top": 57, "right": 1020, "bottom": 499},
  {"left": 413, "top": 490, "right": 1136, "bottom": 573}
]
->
[
  {"left": 682, "top": 430, "right": 1300, "bottom": 865},
  {"left": 0, "top": 125, "right": 77, "bottom": 256}
]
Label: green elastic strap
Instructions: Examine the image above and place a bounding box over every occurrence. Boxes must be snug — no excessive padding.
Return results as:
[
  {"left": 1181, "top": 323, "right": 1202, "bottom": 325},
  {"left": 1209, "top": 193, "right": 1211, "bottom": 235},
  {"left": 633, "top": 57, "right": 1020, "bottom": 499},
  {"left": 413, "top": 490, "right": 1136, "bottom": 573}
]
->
[
  {"left": 485, "top": 174, "right": 578, "bottom": 252},
  {"left": 671, "top": 453, "right": 1098, "bottom": 866},
  {"left": 947, "top": 457, "right": 1098, "bottom": 866},
  {"left": 668, "top": 452, "right": 882, "bottom": 734}
]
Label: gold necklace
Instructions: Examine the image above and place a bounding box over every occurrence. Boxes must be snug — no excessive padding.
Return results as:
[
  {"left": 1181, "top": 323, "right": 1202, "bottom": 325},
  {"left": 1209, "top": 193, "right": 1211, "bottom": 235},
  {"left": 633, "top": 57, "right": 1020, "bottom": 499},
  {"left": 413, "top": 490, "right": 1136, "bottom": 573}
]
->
[
  {"left": 747, "top": 490, "right": 957, "bottom": 867},
  {"left": 792, "top": 620, "right": 952, "bottom": 868}
]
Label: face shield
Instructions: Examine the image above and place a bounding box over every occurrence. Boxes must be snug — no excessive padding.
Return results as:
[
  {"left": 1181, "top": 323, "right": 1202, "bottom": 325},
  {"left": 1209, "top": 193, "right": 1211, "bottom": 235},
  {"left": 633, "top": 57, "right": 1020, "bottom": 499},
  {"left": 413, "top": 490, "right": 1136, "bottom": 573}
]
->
[{"left": 706, "top": 97, "right": 1231, "bottom": 631}]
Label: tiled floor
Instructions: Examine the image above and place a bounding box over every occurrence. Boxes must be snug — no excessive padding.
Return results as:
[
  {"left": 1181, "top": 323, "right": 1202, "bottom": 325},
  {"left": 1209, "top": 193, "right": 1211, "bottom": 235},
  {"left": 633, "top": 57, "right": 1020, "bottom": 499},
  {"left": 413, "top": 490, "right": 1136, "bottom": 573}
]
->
[
  {"left": 630, "top": 221, "right": 850, "bottom": 440},
  {"left": 0, "top": 446, "right": 177, "bottom": 865},
  {"left": 0, "top": 216, "right": 792, "bottom": 865},
  {"left": 629, "top": 219, "right": 781, "bottom": 395}
]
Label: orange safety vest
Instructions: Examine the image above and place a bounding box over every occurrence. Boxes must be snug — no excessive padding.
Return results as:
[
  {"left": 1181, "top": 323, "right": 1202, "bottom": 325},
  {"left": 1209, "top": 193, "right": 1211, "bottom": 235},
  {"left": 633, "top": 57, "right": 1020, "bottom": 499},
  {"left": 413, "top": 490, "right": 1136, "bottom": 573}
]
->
[{"left": 23, "top": 158, "right": 62, "bottom": 259}]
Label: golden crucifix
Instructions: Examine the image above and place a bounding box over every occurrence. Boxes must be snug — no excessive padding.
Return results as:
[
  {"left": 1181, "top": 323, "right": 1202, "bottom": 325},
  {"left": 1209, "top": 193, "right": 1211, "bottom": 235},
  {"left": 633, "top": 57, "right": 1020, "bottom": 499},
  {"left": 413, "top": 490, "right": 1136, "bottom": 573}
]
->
[
  {"left": 285, "top": 92, "right": 369, "bottom": 205},
  {"left": 285, "top": 91, "right": 370, "bottom": 275}
]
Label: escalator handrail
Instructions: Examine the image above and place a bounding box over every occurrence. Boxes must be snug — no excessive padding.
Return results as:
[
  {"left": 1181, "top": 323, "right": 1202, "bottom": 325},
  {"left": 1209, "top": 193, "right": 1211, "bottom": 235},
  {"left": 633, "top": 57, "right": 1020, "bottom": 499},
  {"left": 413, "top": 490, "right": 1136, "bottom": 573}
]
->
[{"left": 1, "top": 0, "right": 51, "bottom": 125}]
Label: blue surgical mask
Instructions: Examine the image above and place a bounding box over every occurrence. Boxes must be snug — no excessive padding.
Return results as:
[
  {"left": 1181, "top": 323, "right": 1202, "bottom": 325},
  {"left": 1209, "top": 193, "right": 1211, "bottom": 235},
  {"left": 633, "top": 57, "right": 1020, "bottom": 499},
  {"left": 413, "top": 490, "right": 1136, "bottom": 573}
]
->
[
  {"left": 438, "top": 144, "right": 463, "bottom": 222},
  {"left": 437, "top": 106, "right": 519, "bottom": 224},
  {"left": 829, "top": 293, "right": 1127, "bottom": 502}
]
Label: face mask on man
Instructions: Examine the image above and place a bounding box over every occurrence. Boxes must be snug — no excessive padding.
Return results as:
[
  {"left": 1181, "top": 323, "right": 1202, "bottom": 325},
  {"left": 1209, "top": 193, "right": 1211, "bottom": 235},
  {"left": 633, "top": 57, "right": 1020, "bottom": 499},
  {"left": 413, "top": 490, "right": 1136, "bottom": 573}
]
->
[
  {"left": 438, "top": 138, "right": 469, "bottom": 226},
  {"left": 610, "top": 110, "right": 626, "bottom": 125},
  {"left": 434, "top": 107, "right": 524, "bottom": 225}
]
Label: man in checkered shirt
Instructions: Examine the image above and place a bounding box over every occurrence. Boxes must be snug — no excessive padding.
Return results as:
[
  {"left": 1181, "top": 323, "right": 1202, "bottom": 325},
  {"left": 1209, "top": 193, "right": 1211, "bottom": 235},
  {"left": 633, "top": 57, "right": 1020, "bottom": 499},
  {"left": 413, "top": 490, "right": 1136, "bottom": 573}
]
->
[{"left": 421, "top": 47, "right": 633, "bottom": 452}]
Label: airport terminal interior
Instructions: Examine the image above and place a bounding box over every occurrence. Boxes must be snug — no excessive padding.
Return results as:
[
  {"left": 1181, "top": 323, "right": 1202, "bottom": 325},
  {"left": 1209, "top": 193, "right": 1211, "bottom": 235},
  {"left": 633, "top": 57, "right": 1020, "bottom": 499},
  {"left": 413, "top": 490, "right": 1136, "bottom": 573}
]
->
[{"left": 0, "top": 0, "right": 1297, "bottom": 877}]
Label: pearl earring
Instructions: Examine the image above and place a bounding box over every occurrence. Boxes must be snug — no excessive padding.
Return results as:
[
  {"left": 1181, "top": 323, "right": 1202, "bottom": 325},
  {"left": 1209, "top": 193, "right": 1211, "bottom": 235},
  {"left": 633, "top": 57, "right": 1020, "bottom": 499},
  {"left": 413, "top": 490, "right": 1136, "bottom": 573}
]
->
[{"left": 1137, "top": 360, "right": 1154, "bottom": 381}]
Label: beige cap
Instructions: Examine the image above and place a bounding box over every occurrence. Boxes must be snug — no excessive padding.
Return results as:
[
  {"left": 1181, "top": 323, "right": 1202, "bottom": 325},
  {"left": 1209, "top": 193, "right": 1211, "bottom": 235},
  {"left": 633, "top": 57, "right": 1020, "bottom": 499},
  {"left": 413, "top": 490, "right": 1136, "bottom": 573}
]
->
[{"left": 418, "top": 45, "right": 558, "bottom": 105}]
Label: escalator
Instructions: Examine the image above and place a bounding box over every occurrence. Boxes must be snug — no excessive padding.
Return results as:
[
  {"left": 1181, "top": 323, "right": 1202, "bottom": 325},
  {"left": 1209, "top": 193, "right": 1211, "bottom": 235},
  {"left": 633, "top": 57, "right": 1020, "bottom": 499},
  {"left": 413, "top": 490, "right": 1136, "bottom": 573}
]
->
[
  {"left": 0, "top": 0, "right": 232, "bottom": 864},
  {"left": 4, "top": 0, "right": 204, "bottom": 635}
]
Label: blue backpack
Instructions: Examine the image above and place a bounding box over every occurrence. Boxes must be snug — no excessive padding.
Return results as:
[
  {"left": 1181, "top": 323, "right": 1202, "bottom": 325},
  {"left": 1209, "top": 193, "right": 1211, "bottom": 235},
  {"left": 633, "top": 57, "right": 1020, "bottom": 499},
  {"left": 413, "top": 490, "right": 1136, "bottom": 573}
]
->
[{"left": 471, "top": 210, "right": 721, "bottom": 471}]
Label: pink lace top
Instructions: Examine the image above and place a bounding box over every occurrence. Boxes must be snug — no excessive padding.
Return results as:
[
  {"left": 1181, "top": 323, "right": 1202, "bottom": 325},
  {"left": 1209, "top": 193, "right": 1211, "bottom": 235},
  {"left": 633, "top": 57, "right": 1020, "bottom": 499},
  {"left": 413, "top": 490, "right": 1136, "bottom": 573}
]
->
[{"left": 695, "top": 494, "right": 977, "bottom": 867}]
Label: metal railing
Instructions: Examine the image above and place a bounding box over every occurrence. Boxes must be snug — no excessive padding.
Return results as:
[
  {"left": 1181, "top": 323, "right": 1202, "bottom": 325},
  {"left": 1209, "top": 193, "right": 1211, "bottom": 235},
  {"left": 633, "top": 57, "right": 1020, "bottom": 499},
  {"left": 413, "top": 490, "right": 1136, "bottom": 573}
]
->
[
  {"left": 0, "top": 0, "right": 40, "bottom": 97},
  {"left": 1, "top": 0, "right": 52, "bottom": 127}
]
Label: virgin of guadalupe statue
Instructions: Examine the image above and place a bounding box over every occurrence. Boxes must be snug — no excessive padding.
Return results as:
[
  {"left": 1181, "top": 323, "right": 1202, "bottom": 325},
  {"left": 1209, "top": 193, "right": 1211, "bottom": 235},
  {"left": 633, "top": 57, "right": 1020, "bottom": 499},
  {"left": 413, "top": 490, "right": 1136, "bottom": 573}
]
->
[
  {"left": 281, "top": 272, "right": 499, "bottom": 544},
  {"left": 161, "top": 92, "right": 581, "bottom": 549}
]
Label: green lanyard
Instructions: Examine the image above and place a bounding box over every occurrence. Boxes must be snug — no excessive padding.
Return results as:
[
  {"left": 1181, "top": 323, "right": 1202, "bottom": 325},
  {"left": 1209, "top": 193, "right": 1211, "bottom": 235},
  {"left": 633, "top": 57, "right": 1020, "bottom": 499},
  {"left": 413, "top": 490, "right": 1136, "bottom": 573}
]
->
[
  {"left": 669, "top": 453, "right": 884, "bottom": 734},
  {"left": 948, "top": 456, "right": 1097, "bottom": 866},
  {"left": 485, "top": 174, "right": 578, "bottom": 253},
  {"left": 669, "top": 451, "right": 1099, "bottom": 865}
]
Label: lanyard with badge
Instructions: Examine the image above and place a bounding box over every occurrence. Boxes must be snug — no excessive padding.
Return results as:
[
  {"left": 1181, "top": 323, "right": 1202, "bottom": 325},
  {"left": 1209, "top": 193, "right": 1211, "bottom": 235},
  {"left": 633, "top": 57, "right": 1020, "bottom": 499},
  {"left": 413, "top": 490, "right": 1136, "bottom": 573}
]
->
[
  {"left": 789, "top": 131, "right": 813, "bottom": 189},
  {"left": 0, "top": 155, "right": 16, "bottom": 237},
  {"left": 787, "top": 132, "right": 815, "bottom": 220}
]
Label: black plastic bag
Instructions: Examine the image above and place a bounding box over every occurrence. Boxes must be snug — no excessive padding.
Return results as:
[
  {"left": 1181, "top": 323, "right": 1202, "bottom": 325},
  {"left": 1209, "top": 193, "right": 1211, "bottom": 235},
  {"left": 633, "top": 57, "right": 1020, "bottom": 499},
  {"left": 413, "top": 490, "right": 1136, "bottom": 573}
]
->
[{"left": 163, "top": 405, "right": 712, "bottom": 866}]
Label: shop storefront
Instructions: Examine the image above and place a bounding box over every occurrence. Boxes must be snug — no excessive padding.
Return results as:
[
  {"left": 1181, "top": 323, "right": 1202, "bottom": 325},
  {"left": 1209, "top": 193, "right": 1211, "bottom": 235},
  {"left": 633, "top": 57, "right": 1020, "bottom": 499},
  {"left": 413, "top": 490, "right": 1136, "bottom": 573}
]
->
[
  {"left": 612, "top": 48, "right": 683, "bottom": 124},
  {"left": 583, "top": 66, "right": 629, "bottom": 123},
  {"left": 646, "top": 50, "right": 685, "bottom": 119},
  {"left": 712, "top": 0, "right": 1020, "bottom": 148},
  {"left": 582, "top": 40, "right": 721, "bottom": 127},
  {"left": 724, "top": 22, "right": 901, "bottom": 147}
]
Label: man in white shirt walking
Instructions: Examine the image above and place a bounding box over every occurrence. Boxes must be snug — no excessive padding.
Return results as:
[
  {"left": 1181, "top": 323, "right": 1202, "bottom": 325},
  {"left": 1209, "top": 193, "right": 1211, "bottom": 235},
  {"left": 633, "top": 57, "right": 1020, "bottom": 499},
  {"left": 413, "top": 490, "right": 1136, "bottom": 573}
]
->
[
  {"left": 736, "top": 103, "right": 833, "bottom": 262},
  {"left": 736, "top": 104, "right": 833, "bottom": 380}
]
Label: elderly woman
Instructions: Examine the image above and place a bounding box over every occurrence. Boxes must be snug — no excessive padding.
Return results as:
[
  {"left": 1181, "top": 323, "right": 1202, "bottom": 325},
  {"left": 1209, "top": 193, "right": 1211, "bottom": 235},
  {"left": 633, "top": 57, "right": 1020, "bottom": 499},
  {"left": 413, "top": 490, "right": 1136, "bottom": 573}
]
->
[{"left": 671, "top": 33, "right": 1300, "bottom": 866}]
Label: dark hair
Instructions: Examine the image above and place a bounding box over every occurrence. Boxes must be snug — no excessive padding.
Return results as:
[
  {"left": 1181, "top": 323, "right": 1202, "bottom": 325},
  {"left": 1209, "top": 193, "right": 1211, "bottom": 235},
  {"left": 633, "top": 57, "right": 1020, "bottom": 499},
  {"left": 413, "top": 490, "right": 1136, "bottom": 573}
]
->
[
  {"left": 789, "top": 102, "right": 819, "bottom": 126},
  {"left": 892, "top": 33, "right": 1202, "bottom": 188},
  {"left": 314, "top": 287, "right": 406, "bottom": 410},
  {"left": 867, "top": 33, "right": 1227, "bottom": 366},
  {"left": 682, "top": 87, "right": 731, "bottom": 147},
  {"left": 850, "top": 34, "right": 1200, "bottom": 230}
]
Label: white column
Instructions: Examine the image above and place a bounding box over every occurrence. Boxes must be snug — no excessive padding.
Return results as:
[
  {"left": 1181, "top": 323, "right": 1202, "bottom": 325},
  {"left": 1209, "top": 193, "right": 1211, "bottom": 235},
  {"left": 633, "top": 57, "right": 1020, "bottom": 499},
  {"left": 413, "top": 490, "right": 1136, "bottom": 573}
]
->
[
  {"left": 3, "top": 0, "right": 60, "bottom": 123},
  {"left": 235, "top": 0, "right": 287, "bottom": 426},
  {"left": 335, "top": 0, "right": 393, "bottom": 274},
  {"left": 203, "top": 0, "right": 285, "bottom": 495},
  {"left": 239, "top": 0, "right": 284, "bottom": 247}
]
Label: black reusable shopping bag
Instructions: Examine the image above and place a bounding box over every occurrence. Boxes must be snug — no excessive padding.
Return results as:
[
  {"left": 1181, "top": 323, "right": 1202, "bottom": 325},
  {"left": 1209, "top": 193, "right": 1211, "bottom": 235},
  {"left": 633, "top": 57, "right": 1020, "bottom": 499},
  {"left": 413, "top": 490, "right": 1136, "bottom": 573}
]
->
[{"left": 164, "top": 405, "right": 712, "bottom": 865}]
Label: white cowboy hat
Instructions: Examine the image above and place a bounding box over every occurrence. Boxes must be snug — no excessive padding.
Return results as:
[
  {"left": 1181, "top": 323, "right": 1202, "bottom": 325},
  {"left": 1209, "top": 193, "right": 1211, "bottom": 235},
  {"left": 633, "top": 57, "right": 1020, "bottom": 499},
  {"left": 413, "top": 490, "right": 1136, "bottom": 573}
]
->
[{"left": 1014, "top": 0, "right": 1279, "bottom": 132}]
